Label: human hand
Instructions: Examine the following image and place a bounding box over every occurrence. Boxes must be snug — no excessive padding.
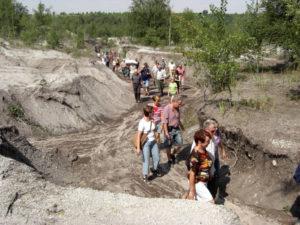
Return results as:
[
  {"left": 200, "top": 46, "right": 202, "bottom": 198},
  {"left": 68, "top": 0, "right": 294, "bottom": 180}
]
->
[
  {"left": 136, "top": 148, "right": 141, "bottom": 155},
  {"left": 187, "top": 191, "right": 195, "bottom": 200}
]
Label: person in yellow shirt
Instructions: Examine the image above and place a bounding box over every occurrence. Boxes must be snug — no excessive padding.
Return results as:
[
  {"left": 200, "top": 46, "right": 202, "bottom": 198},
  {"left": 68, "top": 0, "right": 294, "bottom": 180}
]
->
[{"left": 168, "top": 77, "right": 178, "bottom": 97}]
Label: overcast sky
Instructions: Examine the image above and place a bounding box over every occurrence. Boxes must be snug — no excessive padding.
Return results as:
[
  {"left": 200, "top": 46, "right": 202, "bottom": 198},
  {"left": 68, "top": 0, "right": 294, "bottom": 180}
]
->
[{"left": 19, "top": 0, "right": 249, "bottom": 14}]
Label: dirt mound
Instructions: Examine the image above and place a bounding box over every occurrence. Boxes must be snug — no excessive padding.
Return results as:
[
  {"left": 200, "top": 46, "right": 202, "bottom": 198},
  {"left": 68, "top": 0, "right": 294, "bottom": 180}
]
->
[{"left": 0, "top": 47, "right": 134, "bottom": 135}]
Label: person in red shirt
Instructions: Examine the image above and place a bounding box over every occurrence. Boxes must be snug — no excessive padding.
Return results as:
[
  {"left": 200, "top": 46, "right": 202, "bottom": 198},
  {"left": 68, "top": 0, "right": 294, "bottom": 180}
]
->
[{"left": 176, "top": 64, "right": 186, "bottom": 89}]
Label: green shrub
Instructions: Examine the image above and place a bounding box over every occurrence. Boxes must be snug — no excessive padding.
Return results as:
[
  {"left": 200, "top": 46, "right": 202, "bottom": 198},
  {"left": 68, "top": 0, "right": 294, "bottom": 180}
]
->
[{"left": 8, "top": 104, "right": 25, "bottom": 119}]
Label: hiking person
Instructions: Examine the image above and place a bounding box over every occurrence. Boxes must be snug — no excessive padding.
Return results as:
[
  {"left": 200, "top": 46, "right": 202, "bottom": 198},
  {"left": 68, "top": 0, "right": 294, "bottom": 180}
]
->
[
  {"left": 190, "top": 119, "right": 227, "bottom": 201},
  {"left": 152, "top": 61, "right": 159, "bottom": 86},
  {"left": 121, "top": 59, "right": 126, "bottom": 76},
  {"left": 148, "top": 96, "right": 164, "bottom": 143},
  {"left": 131, "top": 68, "right": 142, "bottom": 103},
  {"left": 136, "top": 106, "right": 161, "bottom": 182},
  {"left": 174, "top": 68, "right": 181, "bottom": 94},
  {"left": 95, "top": 44, "right": 101, "bottom": 58},
  {"left": 162, "top": 96, "right": 184, "bottom": 165},
  {"left": 176, "top": 64, "right": 186, "bottom": 89},
  {"left": 135, "top": 58, "right": 140, "bottom": 69},
  {"left": 168, "top": 77, "right": 178, "bottom": 97},
  {"left": 156, "top": 65, "right": 166, "bottom": 97},
  {"left": 130, "top": 64, "right": 137, "bottom": 80},
  {"left": 161, "top": 58, "right": 166, "bottom": 70},
  {"left": 105, "top": 52, "right": 110, "bottom": 68},
  {"left": 186, "top": 129, "right": 214, "bottom": 203},
  {"left": 168, "top": 60, "right": 176, "bottom": 78},
  {"left": 140, "top": 63, "right": 151, "bottom": 96}
]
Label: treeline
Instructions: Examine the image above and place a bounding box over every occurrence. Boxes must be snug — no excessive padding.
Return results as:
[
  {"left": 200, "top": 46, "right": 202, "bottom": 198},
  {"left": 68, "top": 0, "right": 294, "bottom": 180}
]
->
[
  {"left": 0, "top": 0, "right": 299, "bottom": 59},
  {"left": 0, "top": 0, "right": 130, "bottom": 48}
]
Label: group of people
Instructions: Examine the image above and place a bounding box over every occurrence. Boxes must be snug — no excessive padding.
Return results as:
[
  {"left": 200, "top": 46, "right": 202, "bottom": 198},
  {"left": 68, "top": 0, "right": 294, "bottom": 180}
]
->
[
  {"left": 136, "top": 95, "right": 227, "bottom": 204},
  {"left": 96, "top": 48, "right": 227, "bottom": 204},
  {"left": 131, "top": 58, "right": 186, "bottom": 103}
]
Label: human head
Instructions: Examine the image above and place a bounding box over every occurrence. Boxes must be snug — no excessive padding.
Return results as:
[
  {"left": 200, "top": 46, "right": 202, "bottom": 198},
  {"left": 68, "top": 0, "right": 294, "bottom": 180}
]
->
[
  {"left": 152, "top": 95, "right": 161, "bottom": 105},
  {"left": 194, "top": 129, "right": 211, "bottom": 148},
  {"left": 171, "top": 96, "right": 182, "bottom": 109},
  {"left": 170, "top": 77, "right": 175, "bottom": 82},
  {"left": 203, "top": 119, "right": 218, "bottom": 136},
  {"left": 143, "top": 106, "right": 152, "bottom": 118}
]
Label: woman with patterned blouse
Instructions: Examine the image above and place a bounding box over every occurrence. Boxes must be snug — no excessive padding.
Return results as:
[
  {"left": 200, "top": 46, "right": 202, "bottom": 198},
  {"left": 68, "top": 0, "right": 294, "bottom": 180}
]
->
[{"left": 187, "top": 129, "right": 214, "bottom": 203}]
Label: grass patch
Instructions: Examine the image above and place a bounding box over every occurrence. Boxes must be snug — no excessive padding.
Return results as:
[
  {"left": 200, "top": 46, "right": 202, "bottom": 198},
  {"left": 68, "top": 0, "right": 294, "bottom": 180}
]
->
[
  {"left": 238, "top": 96, "right": 273, "bottom": 110},
  {"left": 8, "top": 104, "right": 25, "bottom": 119},
  {"left": 218, "top": 101, "right": 227, "bottom": 115},
  {"left": 253, "top": 74, "right": 269, "bottom": 91},
  {"left": 182, "top": 105, "right": 198, "bottom": 128},
  {"left": 282, "top": 205, "right": 290, "bottom": 212}
]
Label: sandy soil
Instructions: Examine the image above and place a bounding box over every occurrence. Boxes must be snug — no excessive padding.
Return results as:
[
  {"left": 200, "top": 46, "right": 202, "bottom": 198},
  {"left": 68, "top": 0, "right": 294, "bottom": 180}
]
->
[{"left": 0, "top": 45, "right": 298, "bottom": 224}]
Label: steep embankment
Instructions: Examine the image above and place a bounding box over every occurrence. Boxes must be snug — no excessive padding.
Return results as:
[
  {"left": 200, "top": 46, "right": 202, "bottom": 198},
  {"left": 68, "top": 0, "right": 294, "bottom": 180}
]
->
[{"left": 0, "top": 46, "right": 134, "bottom": 135}]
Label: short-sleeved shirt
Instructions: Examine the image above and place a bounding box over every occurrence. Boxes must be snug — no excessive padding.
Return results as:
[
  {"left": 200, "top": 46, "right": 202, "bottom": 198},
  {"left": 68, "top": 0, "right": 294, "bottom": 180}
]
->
[
  {"left": 162, "top": 104, "right": 180, "bottom": 127},
  {"left": 152, "top": 65, "right": 158, "bottom": 75},
  {"left": 156, "top": 69, "right": 166, "bottom": 80},
  {"left": 168, "top": 63, "right": 176, "bottom": 71},
  {"left": 191, "top": 134, "right": 220, "bottom": 175},
  {"left": 132, "top": 74, "right": 141, "bottom": 84},
  {"left": 176, "top": 67, "right": 185, "bottom": 76},
  {"left": 168, "top": 82, "right": 178, "bottom": 95},
  {"left": 188, "top": 149, "right": 213, "bottom": 183},
  {"left": 141, "top": 68, "right": 151, "bottom": 81},
  {"left": 153, "top": 105, "right": 163, "bottom": 125},
  {"left": 138, "top": 118, "right": 156, "bottom": 141}
]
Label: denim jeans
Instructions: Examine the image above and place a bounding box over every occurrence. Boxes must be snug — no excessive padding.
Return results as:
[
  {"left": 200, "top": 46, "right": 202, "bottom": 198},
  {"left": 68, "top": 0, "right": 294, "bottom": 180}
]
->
[
  {"left": 142, "top": 140, "right": 160, "bottom": 176},
  {"left": 164, "top": 128, "right": 183, "bottom": 147}
]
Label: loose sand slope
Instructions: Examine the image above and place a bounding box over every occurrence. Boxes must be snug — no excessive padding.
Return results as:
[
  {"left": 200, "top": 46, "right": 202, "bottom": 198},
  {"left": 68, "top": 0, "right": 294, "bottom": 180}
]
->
[{"left": 0, "top": 46, "right": 134, "bottom": 135}]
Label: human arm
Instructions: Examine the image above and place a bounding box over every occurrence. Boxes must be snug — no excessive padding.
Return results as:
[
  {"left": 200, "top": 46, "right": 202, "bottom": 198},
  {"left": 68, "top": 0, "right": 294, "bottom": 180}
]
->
[
  {"left": 187, "top": 170, "right": 196, "bottom": 200},
  {"left": 219, "top": 142, "right": 227, "bottom": 160},
  {"left": 136, "top": 131, "right": 143, "bottom": 154},
  {"left": 162, "top": 107, "right": 170, "bottom": 139}
]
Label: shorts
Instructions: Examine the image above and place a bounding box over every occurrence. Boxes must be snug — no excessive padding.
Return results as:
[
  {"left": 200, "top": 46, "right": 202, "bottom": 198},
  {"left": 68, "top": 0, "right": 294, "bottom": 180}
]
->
[
  {"left": 163, "top": 128, "right": 183, "bottom": 148},
  {"left": 143, "top": 80, "right": 149, "bottom": 88}
]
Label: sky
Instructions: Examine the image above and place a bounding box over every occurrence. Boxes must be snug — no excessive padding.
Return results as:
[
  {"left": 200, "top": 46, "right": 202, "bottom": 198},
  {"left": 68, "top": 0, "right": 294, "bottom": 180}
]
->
[{"left": 19, "top": 0, "right": 249, "bottom": 14}]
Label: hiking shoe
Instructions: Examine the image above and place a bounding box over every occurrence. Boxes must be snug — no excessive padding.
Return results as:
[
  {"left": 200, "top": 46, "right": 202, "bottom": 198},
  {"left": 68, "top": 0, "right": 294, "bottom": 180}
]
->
[
  {"left": 143, "top": 175, "right": 148, "bottom": 183},
  {"left": 168, "top": 160, "right": 173, "bottom": 166},
  {"left": 152, "top": 169, "right": 162, "bottom": 177},
  {"left": 171, "top": 154, "right": 176, "bottom": 165}
]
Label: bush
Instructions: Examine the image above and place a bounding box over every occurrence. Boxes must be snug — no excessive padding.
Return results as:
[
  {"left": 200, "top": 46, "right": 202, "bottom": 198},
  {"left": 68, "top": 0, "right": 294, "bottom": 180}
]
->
[
  {"left": 47, "top": 28, "right": 60, "bottom": 49},
  {"left": 8, "top": 104, "right": 25, "bottom": 119}
]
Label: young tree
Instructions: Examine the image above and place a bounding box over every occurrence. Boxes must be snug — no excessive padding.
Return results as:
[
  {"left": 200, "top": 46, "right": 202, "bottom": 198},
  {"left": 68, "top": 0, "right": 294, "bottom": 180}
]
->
[
  {"left": 179, "top": 0, "right": 254, "bottom": 94},
  {"left": 0, "top": 0, "right": 15, "bottom": 38}
]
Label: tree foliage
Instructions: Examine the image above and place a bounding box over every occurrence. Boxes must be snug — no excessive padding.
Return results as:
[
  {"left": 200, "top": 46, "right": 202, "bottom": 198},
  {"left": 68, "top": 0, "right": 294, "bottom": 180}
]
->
[
  {"left": 129, "top": 0, "right": 171, "bottom": 46},
  {"left": 178, "top": 0, "right": 254, "bottom": 93}
]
